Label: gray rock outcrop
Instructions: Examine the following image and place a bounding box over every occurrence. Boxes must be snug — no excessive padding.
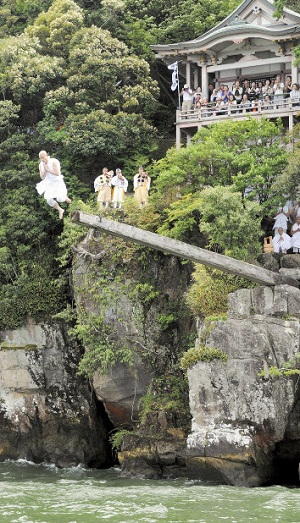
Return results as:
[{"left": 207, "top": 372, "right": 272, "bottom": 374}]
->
[
  {"left": 0, "top": 320, "right": 112, "bottom": 467},
  {"left": 187, "top": 282, "right": 300, "bottom": 486}
]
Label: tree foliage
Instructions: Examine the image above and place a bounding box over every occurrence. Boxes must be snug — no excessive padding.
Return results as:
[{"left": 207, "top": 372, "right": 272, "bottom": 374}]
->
[
  {"left": 0, "top": 0, "right": 298, "bottom": 344},
  {"left": 152, "top": 119, "right": 288, "bottom": 213},
  {"left": 0, "top": 0, "right": 163, "bottom": 330}
]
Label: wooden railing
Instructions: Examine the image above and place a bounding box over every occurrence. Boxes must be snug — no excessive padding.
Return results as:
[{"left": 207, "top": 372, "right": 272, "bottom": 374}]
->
[{"left": 177, "top": 97, "right": 300, "bottom": 125}]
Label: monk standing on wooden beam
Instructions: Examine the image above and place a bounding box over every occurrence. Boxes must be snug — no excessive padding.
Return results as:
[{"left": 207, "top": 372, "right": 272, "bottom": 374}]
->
[
  {"left": 110, "top": 168, "right": 128, "bottom": 209},
  {"left": 133, "top": 166, "right": 151, "bottom": 208}
]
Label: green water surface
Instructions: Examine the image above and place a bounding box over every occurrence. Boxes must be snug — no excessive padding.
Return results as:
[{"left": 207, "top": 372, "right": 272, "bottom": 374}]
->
[{"left": 0, "top": 461, "right": 299, "bottom": 523}]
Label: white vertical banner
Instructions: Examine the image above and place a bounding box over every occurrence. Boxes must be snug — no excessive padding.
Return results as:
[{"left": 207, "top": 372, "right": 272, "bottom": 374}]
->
[
  {"left": 167, "top": 61, "right": 181, "bottom": 108},
  {"left": 168, "top": 61, "right": 178, "bottom": 91}
]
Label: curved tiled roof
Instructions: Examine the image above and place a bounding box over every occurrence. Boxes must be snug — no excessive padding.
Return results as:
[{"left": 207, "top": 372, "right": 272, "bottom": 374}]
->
[
  {"left": 151, "top": 0, "right": 300, "bottom": 54},
  {"left": 151, "top": 24, "right": 300, "bottom": 53}
]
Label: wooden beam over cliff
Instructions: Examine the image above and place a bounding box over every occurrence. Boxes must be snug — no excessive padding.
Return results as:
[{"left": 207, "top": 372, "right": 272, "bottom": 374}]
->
[{"left": 71, "top": 211, "right": 299, "bottom": 288}]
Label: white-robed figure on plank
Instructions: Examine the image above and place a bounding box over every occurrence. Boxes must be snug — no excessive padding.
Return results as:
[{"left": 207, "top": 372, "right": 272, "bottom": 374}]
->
[
  {"left": 291, "top": 216, "right": 300, "bottom": 253},
  {"left": 94, "top": 167, "right": 113, "bottom": 208},
  {"left": 272, "top": 205, "right": 289, "bottom": 234},
  {"left": 36, "top": 150, "right": 71, "bottom": 219},
  {"left": 110, "top": 168, "right": 128, "bottom": 209},
  {"left": 133, "top": 166, "right": 151, "bottom": 208},
  {"left": 272, "top": 227, "right": 291, "bottom": 253}
]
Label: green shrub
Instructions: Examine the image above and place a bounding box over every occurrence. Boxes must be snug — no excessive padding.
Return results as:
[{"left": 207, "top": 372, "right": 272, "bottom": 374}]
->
[
  {"left": 180, "top": 344, "right": 228, "bottom": 370},
  {"left": 139, "top": 375, "right": 190, "bottom": 423},
  {"left": 109, "top": 429, "right": 132, "bottom": 451},
  {"left": 258, "top": 354, "right": 300, "bottom": 379},
  {"left": 186, "top": 265, "right": 253, "bottom": 317}
]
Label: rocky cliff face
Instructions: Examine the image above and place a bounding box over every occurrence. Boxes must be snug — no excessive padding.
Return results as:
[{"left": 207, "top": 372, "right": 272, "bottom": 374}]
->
[
  {"left": 0, "top": 320, "right": 112, "bottom": 467},
  {"left": 118, "top": 255, "right": 300, "bottom": 486},
  {"left": 0, "top": 229, "right": 194, "bottom": 470},
  {"left": 72, "top": 231, "right": 194, "bottom": 427},
  {"left": 3, "top": 237, "right": 300, "bottom": 487},
  {"left": 187, "top": 278, "right": 300, "bottom": 487}
]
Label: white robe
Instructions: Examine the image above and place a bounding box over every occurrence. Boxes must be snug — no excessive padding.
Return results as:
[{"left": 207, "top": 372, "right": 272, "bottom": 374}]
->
[
  {"left": 291, "top": 223, "right": 300, "bottom": 249},
  {"left": 272, "top": 232, "right": 291, "bottom": 253},
  {"left": 36, "top": 158, "right": 68, "bottom": 202},
  {"left": 110, "top": 175, "right": 128, "bottom": 203}
]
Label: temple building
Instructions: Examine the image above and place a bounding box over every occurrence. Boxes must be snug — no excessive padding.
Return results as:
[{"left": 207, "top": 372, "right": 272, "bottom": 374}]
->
[{"left": 151, "top": 0, "right": 300, "bottom": 146}]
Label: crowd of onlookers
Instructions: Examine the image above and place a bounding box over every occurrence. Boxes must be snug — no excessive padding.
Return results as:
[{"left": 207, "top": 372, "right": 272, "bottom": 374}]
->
[{"left": 181, "top": 75, "right": 300, "bottom": 116}]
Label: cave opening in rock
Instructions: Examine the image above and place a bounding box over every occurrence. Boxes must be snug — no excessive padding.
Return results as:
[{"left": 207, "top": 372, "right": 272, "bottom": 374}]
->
[
  {"left": 87, "top": 393, "right": 116, "bottom": 469},
  {"left": 269, "top": 441, "right": 300, "bottom": 486}
]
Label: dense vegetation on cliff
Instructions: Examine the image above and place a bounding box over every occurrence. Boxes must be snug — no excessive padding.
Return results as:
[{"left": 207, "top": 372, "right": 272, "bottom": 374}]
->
[
  {"left": 0, "top": 0, "right": 300, "bottom": 339},
  {"left": 1, "top": 0, "right": 300, "bottom": 450}
]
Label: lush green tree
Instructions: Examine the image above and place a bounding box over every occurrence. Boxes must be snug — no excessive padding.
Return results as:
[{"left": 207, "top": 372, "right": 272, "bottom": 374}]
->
[
  {"left": 0, "top": 0, "right": 51, "bottom": 37},
  {"left": 158, "top": 186, "right": 262, "bottom": 260},
  {"left": 196, "top": 186, "right": 262, "bottom": 260},
  {"left": 26, "top": 0, "right": 85, "bottom": 56},
  {"left": 0, "top": 33, "right": 64, "bottom": 107},
  {"left": 152, "top": 119, "right": 288, "bottom": 214},
  {"left": 34, "top": 22, "right": 160, "bottom": 181}
]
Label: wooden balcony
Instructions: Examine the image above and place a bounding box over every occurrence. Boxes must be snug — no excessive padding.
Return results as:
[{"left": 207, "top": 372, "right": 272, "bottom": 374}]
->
[{"left": 176, "top": 98, "right": 300, "bottom": 145}]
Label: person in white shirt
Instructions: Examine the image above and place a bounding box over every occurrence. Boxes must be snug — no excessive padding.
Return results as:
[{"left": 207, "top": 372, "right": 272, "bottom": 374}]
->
[
  {"left": 133, "top": 166, "right": 151, "bottom": 208},
  {"left": 181, "top": 84, "right": 194, "bottom": 113},
  {"left": 94, "top": 167, "right": 112, "bottom": 208},
  {"left": 290, "top": 83, "right": 300, "bottom": 106},
  {"left": 273, "top": 206, "right": 289, "bottom": 234},
  {"left": 273, "top": 75, "right": 285, "bottom": 107}
]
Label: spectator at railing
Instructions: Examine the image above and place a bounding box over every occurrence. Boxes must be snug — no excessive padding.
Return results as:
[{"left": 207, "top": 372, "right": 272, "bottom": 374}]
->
[
  {"left": 220, "top": 84, "right": 232, "bottom": 104},
  {"left": 232, "top": 80, "right": 243, "bottom": 104},
  {"left": 256, "top": 81, "right": 264, "bottom": 100},
  {"left": 227, "top": 94, "right": 238, "bottom": 112},
  {"left": 262, "top": 94, "right": 273, "bottom": 109},
  {"left": 250, "top": 99, "right": 260, "bottom": 112},
  {"left": 248, "top": 81, "right": 259, "bottom": 102},
  {"left": 200, "top": 98, "right": 211, "bottom": 117},
  {"left": 210, "top": 88, "right": 218, "bottom": 103},
  {"left": 240, "top": 93, "right": 251, "bottom": 111},
  {"left": 285, "top": 75, "right": 292, "bottom": 96},
  {"left": 242, "top": 79, "right": 250, "bottom": 94},
  {"left": 193, "top": 86, "right": 202, "bottom": 106},
  {"left": 273, "top": 75, "right": 285, "bottom": 107},
  {"left": 216, "top": 85, "right": 225, "bottom": 101},
  {"left": 262, "top": 79, "right": 274, "bottom": 97},
  {"left": 208, "top": 84, "right": 214, "bottom": 101},
  {"left": 213, "top": 99, "right": 226, "bottom": 115},
  {"left": 290, "top": 83, "right": 300, "bottom": 106},
  {"left": 181, "top": 84, "right": 194, "bottom": 113}
]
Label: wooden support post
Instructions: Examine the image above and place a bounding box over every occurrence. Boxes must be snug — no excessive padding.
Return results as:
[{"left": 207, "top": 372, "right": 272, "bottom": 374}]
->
[{"left": 71, "top": 211, "right": 299, "bottom": 288}]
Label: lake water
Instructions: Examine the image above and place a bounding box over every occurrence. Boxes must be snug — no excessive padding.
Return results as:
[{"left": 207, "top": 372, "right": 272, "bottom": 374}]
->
[{"left": 0, "top": 461, "right": 299, "bottom": 523}]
